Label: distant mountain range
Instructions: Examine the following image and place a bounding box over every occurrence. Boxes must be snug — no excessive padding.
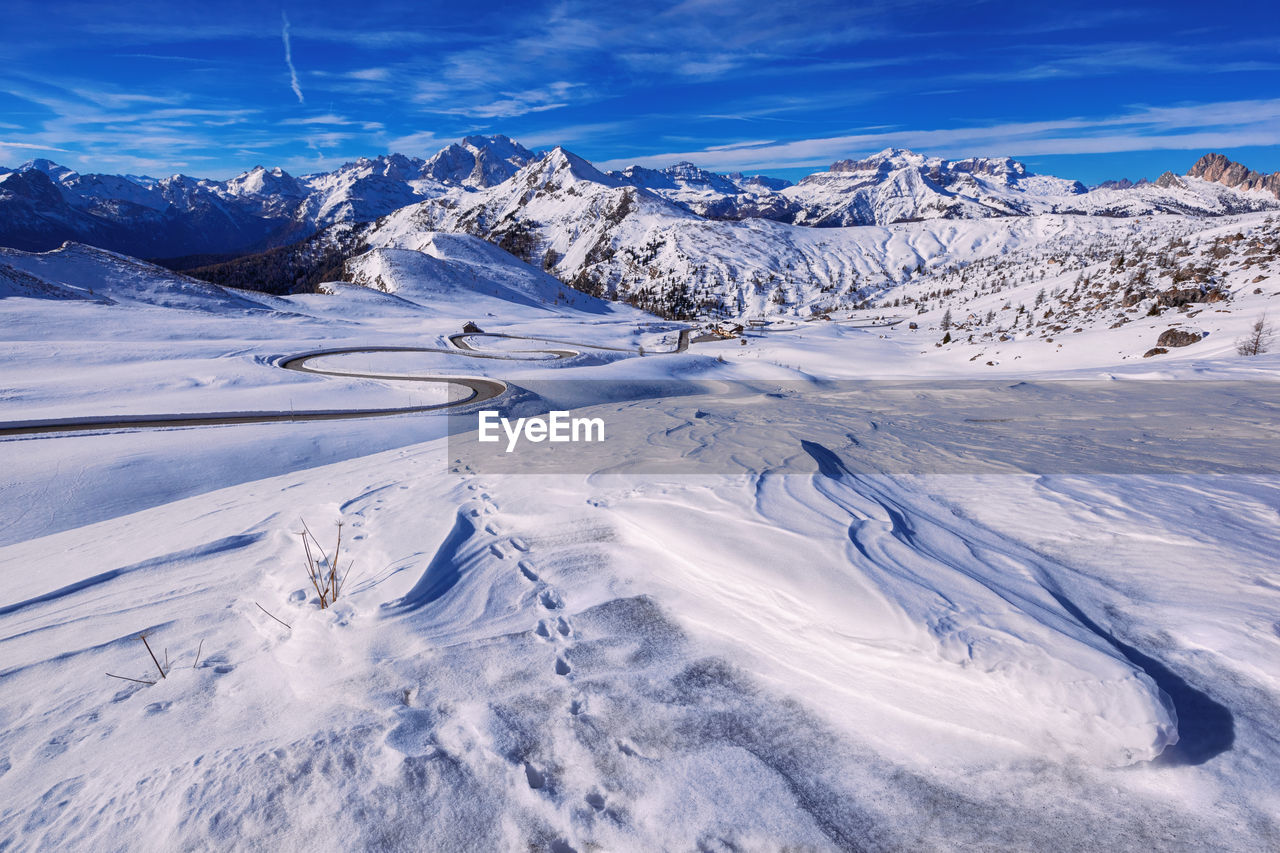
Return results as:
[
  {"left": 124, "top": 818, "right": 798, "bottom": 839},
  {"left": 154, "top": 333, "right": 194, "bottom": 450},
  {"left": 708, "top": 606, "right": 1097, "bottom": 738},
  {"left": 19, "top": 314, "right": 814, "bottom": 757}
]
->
[
  {"left": 2, "top": 135, "right": 1278, "bottom": 269},
  {"left": 0, "top": 135, "right": 536, "bottom": 260}
]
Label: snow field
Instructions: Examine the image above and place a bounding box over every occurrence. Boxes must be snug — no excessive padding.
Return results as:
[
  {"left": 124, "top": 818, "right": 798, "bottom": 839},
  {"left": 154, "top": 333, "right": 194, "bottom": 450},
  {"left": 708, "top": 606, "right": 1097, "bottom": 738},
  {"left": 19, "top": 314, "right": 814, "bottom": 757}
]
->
[{"left": 2, "top": 212, "right": 1279, "bottom": 850}]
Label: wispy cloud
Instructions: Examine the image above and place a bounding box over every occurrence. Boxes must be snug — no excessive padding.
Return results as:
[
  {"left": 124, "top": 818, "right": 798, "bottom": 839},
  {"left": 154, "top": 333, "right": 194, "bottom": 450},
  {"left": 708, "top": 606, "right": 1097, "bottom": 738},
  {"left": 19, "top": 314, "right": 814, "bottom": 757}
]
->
[
  {"left": 0, "top": 77, "right": 266, "bottom": 176},
  {"left": 347, "top": 67, "right": 391, "bottom": 82},
  {"left": 517, "top": 120, "right": 636, "bottom": 147},
  {"left": 2, "top": 0, "right": 1276, "bottom": 182},
  {"left": 281, "top": 12, "right": 304, "bottom": 104},
  {"left": 422, "top": 82, "right": 582, "bottom": 119},
  {"left": 113, "top": 53, "right": 217, "bottom": 64},
  {"left": 385, "top": 130, "right": 445, "bottom": 155},
  {"left": 593, "top": 98, "right": 1280, "bottom": 173},
  {"left": 0, "top": 140, "right": 72, "bottom": 152},
  {"left": 70, "top": 89, "right": 184, "bottom": 109},
  {"left": 280, "top": 114, "right": 356, "bottom": 126}
]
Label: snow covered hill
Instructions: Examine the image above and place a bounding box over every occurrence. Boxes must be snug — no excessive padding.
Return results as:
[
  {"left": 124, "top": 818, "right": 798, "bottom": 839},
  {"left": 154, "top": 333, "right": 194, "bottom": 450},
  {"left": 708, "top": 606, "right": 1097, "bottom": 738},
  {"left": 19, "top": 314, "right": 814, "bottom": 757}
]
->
[
  {"left": 345, "top": 232, "right": 613, "bottom": 315},
  {"left": 0, "top": 242, "right": 273, "bottom": 312}
]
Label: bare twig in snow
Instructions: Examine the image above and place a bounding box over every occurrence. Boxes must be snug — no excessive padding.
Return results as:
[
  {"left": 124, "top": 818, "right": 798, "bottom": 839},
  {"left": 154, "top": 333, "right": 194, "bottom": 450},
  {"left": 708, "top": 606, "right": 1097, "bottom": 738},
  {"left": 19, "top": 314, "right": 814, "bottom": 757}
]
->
[
  {"left": 256, "top": 601, "right": 292, "bottom": 629},
  {"left": 106, "top": 672, "right": 155, "bottom": 686},
  {"left": 297, "top": 518, "right": 352, "bottom": 609},
  {"left": 139, "top": 634, "right": 167, "bottom": 679}
]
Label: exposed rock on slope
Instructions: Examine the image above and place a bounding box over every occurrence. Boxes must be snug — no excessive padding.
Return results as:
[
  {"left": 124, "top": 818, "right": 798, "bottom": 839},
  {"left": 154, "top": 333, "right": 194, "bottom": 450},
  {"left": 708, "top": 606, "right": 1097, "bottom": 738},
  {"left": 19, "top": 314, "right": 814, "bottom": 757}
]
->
[{"left": 1157, "top": 327, "right": 1204, "bottom": 347}]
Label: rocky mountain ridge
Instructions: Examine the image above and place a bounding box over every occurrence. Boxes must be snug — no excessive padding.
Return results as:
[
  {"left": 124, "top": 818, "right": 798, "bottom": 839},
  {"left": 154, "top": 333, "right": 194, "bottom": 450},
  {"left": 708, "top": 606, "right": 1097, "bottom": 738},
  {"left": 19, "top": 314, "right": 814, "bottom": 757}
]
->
[{"left": 1188, "top": 152, "right": 1280, "bottom": 197}]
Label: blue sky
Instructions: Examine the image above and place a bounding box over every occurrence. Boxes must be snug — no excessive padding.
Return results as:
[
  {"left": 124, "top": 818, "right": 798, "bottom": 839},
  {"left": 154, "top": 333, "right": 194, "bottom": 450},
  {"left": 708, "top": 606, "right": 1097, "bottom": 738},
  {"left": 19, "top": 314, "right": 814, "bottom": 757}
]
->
[{"left": 2, "top": 0, "right": 1278, "bottom": 184}]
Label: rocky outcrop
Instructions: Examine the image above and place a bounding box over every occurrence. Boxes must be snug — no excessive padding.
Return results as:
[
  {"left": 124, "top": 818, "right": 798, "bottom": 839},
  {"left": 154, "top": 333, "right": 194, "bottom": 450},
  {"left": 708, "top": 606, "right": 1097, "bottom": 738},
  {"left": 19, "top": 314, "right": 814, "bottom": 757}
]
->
[
  {"left": 1157, "top": 286, "right": 1207, "bottom": 307},
  {"left": 1094, "top": 178, "right": 1151, "bottom": 191},
  {"left": 1188, "top": 153, "right": 1280, "bottom": 198},
  {"left": 1156, "top": 286, "right": 1228, "bottom": 307},
  {"left": 1157, "top": 328, "right": 1204, "bottom": 348}
]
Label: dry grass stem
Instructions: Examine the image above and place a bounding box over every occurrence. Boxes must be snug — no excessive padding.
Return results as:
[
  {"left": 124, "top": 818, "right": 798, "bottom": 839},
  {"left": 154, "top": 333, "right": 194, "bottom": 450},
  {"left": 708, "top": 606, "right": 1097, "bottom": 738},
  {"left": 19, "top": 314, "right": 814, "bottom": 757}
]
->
[
  {"left": 105, "top": 672, "right": 155, "bottom": 686},
  {"left": 298, "top": 519, "right": 352, "bottom": 609},
  {"left": 139, "top": 634, "right": 167, "bottom": 679},
  {"left": 256, "top": 601, "right": 293, "bottom": 629}
]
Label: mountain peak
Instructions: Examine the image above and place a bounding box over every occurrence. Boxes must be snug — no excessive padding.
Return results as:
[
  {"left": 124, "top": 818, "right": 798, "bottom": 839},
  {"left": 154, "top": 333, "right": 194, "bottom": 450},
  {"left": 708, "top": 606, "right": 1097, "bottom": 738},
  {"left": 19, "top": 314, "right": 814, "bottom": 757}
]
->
[
  {"left": 536, "top": 147, "right": 617, "bottom": 186},
  {"left": 19, "top": 158, "right": 80, "bottom": 183},
  {"left": 423, "top": 135, "right": 533, "bottom": 188},
  {"left": 829, "top": 148, "right": 929, "bottom": 174},
  {"left": 1188, "top": 152, "right": 1280, "bottom": 197},
  {"left": 950, "top": 155, "right": 1027, "bottom": 179},
  {"left": 225, "top": 164, "right": 304, "bottom": 198}
]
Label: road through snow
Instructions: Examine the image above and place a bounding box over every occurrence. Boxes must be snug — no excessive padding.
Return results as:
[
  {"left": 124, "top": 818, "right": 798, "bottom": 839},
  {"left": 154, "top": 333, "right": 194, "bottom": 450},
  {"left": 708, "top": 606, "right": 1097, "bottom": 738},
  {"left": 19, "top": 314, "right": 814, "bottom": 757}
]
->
[{"left": 0, "top": 330, "right": 692, "bottom": 438}]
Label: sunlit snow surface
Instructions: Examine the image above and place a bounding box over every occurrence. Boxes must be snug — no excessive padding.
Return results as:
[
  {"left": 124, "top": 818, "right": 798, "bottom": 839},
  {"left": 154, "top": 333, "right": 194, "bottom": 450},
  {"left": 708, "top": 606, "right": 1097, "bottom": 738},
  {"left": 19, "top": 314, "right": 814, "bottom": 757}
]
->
[{"left": 1, "top": 222, "right": 1279, "bottom": 851}]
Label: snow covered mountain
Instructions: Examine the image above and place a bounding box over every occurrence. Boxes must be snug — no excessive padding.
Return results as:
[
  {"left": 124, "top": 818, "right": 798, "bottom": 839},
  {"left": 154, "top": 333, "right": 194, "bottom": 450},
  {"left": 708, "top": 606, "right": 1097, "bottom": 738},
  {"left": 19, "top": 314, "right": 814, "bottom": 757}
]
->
[
  {"left": 0, "top": 136, "right": 535, "bottom": 260},
  {"left": 5, "top": 142, "right": 1280, "bottom": 302},
  {"left": 296, "top": 137, "right": 536, "bottom": 232},
  {"left": 610, "top": 148, "right": 1280, "bottom": 227},
  {"left": 325, "top": 146, "right": 1277, "bottom": 320},
  {"left": 296, "top": 154, "right": 446, "bottom": 231},
  {"left": 422, "top": 134, "right": 536, "bottom": 187},
  {"left": 0, "top": 165, "right": 289, "bottom": 259},
  {"left": 607, "top": 162, "right": 796, "bottom": 221},
  {"left": 780, "top": 148, "right": 1088, "bottom": 225}
]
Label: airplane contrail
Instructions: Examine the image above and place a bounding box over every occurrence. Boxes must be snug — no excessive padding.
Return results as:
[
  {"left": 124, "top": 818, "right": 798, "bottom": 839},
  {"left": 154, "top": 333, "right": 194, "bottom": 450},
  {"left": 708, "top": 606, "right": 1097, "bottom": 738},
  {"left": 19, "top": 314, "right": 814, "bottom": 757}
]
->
[{"left": 281, "top": 11, "right": 304, "bottom": 104}]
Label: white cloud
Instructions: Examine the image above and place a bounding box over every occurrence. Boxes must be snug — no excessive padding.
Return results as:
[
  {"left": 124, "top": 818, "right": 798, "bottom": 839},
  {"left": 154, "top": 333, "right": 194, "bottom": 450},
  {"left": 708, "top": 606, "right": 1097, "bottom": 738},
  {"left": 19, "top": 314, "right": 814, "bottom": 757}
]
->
[{"left": 347, "top": 68, "right": 391, "bottom": 82}]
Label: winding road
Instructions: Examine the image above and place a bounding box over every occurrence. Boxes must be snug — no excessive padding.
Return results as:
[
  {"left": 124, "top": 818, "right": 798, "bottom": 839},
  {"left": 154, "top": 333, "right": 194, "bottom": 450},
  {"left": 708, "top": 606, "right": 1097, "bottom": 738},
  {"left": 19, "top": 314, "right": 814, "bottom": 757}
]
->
[{"left": 0, "top": 329, "right": 692, "bottom": 439}]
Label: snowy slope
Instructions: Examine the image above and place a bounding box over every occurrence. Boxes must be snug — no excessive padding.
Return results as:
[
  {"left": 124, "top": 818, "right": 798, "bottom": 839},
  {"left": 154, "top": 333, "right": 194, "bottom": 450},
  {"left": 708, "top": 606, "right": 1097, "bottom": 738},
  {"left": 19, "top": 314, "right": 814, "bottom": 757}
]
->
[
  {"left": 0, "top": 242, "right": 274, "bottom": 311},
  {"left": 2, "top": 227, "right": 1280, "bottom": 849},
  {"left": 346, "top": 233, "right": 613, "bottom": 315},
  {"left": 296, "top": 155, "right": 448, "bottom": 229},
  {"left": 844, "top": 210, "right": 1280, "bottom": 373}
]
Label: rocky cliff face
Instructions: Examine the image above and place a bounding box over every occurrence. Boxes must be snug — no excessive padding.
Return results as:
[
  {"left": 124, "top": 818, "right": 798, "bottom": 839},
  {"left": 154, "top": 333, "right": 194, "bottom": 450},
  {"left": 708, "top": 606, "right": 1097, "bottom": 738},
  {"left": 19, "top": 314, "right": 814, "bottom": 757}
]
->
[{"left": 1188, "top": 153, "right": 1280, "bottom": 198}]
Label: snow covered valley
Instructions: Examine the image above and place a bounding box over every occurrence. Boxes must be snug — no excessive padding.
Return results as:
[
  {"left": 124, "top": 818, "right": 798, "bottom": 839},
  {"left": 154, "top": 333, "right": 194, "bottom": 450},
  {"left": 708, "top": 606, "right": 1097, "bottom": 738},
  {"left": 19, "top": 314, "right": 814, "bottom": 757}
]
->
[{"left": 2, "top": 214, "right": 1280, "bottom": 851}]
